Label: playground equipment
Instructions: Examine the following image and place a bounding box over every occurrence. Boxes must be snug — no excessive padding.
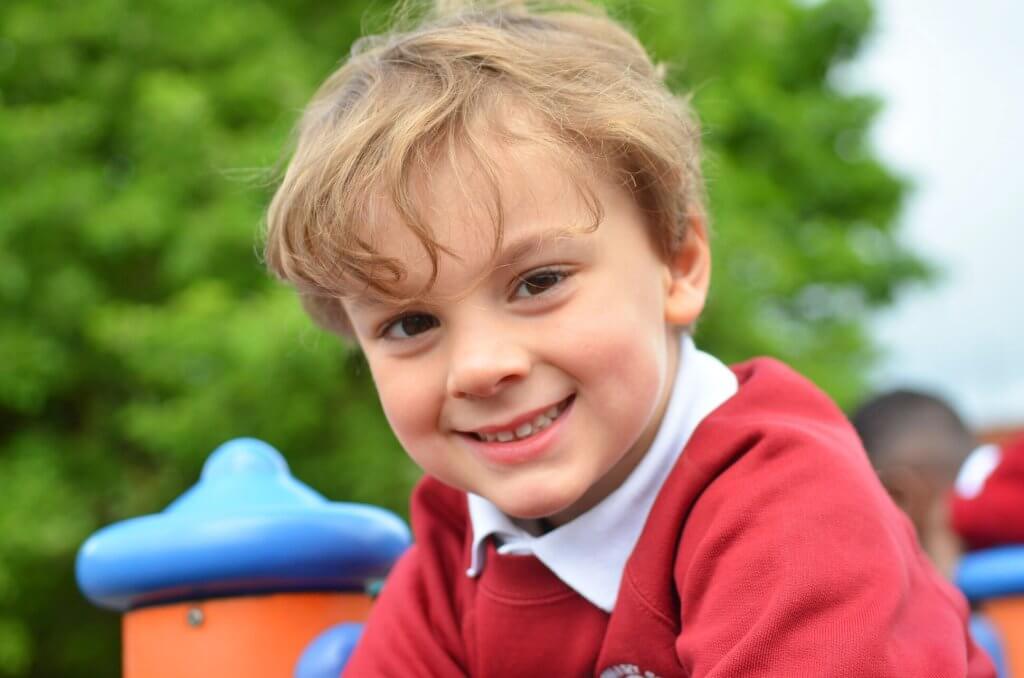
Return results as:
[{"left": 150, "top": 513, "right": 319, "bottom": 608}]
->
[
  {"left": 957, "top": 545, "right": 1024, "bottom": 678},
  {"left": 75, "top": 438, "right": 410, "bottom": 677}
]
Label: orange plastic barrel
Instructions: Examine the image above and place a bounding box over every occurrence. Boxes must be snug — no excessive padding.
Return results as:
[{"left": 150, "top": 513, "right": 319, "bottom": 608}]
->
[
  {"left": 123, "top": 591, "right": 373, "bottom": 678},
  {"left": 981, "top": 595, "right": 1024, "bottom": 678}
]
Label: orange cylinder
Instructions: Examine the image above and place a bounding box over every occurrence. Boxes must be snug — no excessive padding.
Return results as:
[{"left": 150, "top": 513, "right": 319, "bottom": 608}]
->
[
  {"left": 981, "top": 595, "right": 1024, "bottom": 678},
  {"left": 123, "top": 591, "right": 373, "bottom": 678}
]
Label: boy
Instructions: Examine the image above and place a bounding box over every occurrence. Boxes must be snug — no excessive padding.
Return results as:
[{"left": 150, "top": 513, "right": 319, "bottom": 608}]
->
[
  {"left": 851, "top": 389, "right": 976, "bottom": 577},
  {"left": 265, "top": 2, "right": 994, "bottom": 675}
]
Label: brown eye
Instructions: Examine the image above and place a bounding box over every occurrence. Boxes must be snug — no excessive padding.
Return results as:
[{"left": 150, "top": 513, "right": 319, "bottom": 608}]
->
[
  {"left": 514, "top": 269, "right": 567, "bottom": 298},
  {"left": 383, "top": 313, "right": 439, "bottom": 339}
]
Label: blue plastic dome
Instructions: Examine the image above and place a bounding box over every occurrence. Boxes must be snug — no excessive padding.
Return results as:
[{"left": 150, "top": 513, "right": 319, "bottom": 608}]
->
[{"left": 76, "top": 438, "right": 411, "bottom": 611}]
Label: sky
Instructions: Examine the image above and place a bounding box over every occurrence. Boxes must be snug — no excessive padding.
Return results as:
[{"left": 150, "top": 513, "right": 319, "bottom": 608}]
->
[{"left": 842, "top": 0, "right": 1023, "bottom": 429}]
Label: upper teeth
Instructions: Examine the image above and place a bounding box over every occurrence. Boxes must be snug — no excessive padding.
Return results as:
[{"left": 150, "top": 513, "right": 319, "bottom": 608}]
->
[{"left": 476, "top": 402, "right": 567, "bottom": 443}]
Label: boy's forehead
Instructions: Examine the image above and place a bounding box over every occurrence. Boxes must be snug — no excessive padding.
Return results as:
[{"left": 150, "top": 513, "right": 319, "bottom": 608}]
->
[
  {"left": 414, "top": 137, "right": 586, "bottom": 234},
  {"left": 354, "top": 138, "right": 600, "bottom": 297}
]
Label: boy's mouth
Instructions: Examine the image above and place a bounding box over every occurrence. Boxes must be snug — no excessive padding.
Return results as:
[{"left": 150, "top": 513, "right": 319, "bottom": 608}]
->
[{"left": 465, "top": 395, "right": 574, "bottom": 443}]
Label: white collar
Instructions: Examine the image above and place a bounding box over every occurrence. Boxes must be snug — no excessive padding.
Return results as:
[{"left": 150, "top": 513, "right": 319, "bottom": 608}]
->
[{"left": 466, "top": 334, "right": 738, "bottom": 611}]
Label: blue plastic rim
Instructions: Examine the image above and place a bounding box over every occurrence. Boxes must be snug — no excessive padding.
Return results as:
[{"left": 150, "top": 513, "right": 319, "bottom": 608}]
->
[
  {"left": 956, "top": 545, "right": 1024, "bottom": 602},
  {"left": 76, "top": 438, "right": 411, "bottom": 611}
]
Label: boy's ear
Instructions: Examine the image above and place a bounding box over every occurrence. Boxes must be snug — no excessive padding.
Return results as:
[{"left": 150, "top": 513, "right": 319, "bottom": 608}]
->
[{"left": 663, "top": 213, "right": 711, "bottom": 326}]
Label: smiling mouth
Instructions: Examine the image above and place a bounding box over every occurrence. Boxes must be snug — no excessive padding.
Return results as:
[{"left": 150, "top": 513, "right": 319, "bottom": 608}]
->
[{"left": 467, "top": 395, "right": 574, "bottom": 443}]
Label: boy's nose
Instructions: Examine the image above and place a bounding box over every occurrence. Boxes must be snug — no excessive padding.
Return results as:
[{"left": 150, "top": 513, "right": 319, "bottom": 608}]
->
[{"left": 446, "top": 339, "right": 531, "bottom": 400}]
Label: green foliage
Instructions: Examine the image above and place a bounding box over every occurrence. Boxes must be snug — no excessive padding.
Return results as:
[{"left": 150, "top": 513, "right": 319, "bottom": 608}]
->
[{"left": 0, "top": 0, "right": 922, "bottom": 674}]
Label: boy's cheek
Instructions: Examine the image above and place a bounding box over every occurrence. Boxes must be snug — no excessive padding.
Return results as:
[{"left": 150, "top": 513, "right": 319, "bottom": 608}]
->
[
  {"left": 564, "top": 298, "right": 666, "bottom": 360},
  {"left": 370, "top": 368, "right": 437, "bottom": 437}
]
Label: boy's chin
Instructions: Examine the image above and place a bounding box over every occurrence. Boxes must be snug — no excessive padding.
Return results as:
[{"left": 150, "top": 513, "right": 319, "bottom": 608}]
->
[{"left": 491, "top": 493, "right": 583, "bottom": 527}]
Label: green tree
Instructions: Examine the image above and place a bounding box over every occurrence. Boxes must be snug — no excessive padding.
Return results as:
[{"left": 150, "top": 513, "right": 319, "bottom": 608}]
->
[
  {"left": 0, "top": 0, "right": 922, "bottom": 675},
  {"left": 639, "top": 0, "right": 926, "bottom": 406}
]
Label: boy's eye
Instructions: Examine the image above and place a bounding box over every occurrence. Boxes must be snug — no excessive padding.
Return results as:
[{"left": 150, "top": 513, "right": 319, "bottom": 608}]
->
[
  {"left": 381, "top": 313, "right": 439, "bottom": 339},
  {"left": 513, "top": 269, "right": 568, "bottom": 298}
]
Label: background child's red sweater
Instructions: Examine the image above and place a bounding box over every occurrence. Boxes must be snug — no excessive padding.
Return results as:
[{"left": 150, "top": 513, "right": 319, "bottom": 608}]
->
[{"left": 345, "top": 358, "right": 995, "bottom": 677}]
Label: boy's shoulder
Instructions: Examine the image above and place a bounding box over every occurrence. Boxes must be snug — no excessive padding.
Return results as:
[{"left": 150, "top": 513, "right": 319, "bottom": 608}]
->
[
  {"left": 688, "top": 354, "right": 868, "bottom": 476},
  {"left": 676, "top": 354, "right": 875, "bottom": 509},
  {"left": 628, "top": 354, "right": 889, "bottom": 587},
  {"left": 723, "top": 356, "right": 852, "bottom": 434}
]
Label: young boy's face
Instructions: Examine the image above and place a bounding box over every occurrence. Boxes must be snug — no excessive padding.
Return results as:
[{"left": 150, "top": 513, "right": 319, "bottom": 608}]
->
[{"left": 344, "top": 142, "right": 708, "bottom": 525}]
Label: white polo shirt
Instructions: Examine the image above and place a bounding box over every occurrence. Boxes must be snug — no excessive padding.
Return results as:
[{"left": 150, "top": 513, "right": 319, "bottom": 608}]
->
[{"left": 466, "top": 334, "right": 738, "bottom": 611}]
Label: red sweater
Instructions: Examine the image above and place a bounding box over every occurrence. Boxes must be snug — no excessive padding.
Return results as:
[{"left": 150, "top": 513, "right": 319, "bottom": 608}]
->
[{"left": 345, "top": 359, "right": 995, "bottom": 677}]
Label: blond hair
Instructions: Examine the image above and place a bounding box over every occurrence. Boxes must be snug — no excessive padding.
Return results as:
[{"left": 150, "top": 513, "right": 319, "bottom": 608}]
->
[{"left": 265, "top": 0, "right": 704, "bottom": 334}]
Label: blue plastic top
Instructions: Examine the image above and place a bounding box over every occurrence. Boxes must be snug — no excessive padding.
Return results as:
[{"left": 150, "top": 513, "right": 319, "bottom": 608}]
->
[
  {"left": 76, "top": 438, "right": 411, "bottom": 611},
  {"left": 955, "top": 545, "right": 1024, "bottom": 602}
]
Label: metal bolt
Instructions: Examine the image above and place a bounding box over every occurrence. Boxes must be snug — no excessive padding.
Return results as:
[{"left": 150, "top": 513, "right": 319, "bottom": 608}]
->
[{"left": 186, "top": 607, "right": 204, "bottom": 627}]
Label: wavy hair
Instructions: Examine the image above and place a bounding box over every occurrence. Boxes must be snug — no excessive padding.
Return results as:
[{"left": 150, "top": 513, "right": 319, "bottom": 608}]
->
[{"left": 264, "top": 1, "right": 704, "bottom": 334}]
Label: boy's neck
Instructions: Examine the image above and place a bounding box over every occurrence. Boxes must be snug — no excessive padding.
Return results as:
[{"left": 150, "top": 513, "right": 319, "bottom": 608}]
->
[{"left": 512, "top": 516, "right": 557, "bottom": 536}]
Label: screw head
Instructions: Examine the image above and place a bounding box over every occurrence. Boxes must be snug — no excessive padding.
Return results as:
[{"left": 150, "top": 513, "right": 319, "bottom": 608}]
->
[{"left": 186, "top": 607, "right": 204, "bottom": 627}]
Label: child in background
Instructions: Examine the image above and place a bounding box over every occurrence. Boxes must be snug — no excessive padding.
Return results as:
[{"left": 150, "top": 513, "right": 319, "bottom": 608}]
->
[
  {"left": 264, "top": 2, "right": 994, "bottom": 675},
  {"left": 851, "top": 388, "right": 976, "bottom": 577}
]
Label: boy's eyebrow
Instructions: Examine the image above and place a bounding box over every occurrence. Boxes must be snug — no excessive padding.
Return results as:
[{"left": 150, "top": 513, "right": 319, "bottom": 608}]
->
[
  {"left": 345, "top": 293, "right": 411, "bottom": 312},
  {"left": 493, "top": 225, "right": 586, "bottom": 268},
  {"left": 346, "top": 225, "right": 588, "bottom": 312}
]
